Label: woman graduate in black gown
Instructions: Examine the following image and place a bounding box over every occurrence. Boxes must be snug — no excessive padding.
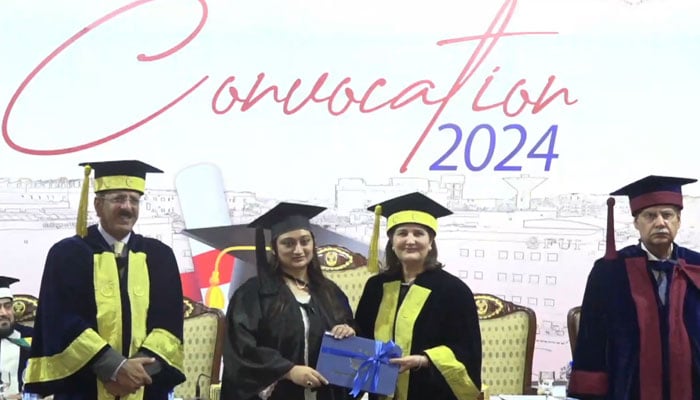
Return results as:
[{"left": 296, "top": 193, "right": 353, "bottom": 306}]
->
[
  {"left": 355, "top": 192, "right": 482, "bottom": 400},
  {"left": 221, "top": 202, "right": 356, "bottom": 400}
]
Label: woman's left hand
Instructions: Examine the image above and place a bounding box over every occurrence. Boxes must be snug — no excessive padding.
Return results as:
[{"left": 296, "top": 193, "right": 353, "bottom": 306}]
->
[
  {"left": 389, "top": 355, "right": 430, "bottom": 373},
  {"left": 329, "top": 323, "right": 355, "bottom": 339}
]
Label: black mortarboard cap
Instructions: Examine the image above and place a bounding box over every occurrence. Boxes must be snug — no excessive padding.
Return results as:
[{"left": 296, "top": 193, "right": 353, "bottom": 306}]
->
[
  {"left": 182, "top": 223, "right": 373, "bottom": 266},
  {"left": 246, "top": 202, "right": 326, "bottom": 276},
  {"left": 247, "top": 202, "right": 326, "bottom": 239},
  {"left": 182, "top": 220, "right": 375, "bottom": 294},
  {"left": 0, "top": 276, "right": 20, "bottom": 299}
]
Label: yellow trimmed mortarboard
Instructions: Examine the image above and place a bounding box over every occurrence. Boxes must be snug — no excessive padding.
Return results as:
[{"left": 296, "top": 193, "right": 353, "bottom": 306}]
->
[
  {"left": 79, "top": 160, "right": 163, "bottom": 194},
  {"left": 365, "top": 192, "right": 452, "bottom": 273},
  {"left": 368, "top": 192, "right": 452, "bottom": 234},
  {"left": 75, "top": 160, "right": 163, "bottom": 237}
]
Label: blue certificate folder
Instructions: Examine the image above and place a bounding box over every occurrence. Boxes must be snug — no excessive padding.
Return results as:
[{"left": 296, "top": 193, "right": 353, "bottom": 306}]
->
[{"left": 316, "top": 333, "right": 402, "bottom": 396}]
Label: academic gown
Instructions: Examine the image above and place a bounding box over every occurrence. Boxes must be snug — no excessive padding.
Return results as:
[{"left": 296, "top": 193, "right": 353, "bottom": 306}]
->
[
  {"left": 221, "top": 274, "right": 355, "bottom": 400},
  {"left": 355, "top": 268, "right": 482, "bottom": 400},
  {"left": 568, "top": 244, "right": 700, "bottom": 400},
  {"left": 23, "top": 225, "right": 186, "bottom": 400},
  {"left": 0, "top": 323, "right": 33, "bottom": 394}
]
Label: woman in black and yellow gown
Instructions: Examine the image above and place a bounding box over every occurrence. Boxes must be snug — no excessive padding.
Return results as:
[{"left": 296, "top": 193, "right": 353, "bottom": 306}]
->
[
  {"left": 221, "top": 202, "right": 356, "bottom": 400},
  {"left": 355, "top": 192, "right": 482, "bottom": 400}
]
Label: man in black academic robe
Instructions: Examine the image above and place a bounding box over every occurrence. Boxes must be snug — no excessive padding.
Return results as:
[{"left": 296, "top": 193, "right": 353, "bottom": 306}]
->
[{"left": 23, "top": 161, "right": 185, "bottom": 400}]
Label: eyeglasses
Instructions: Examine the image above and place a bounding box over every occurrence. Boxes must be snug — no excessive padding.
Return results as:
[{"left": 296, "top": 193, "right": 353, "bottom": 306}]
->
[
  {"left": 100, "top": 194, "right": 141, "bottom": 206},
  {"left": 638, "top": 210, "right": 678, "bottom": 223}
]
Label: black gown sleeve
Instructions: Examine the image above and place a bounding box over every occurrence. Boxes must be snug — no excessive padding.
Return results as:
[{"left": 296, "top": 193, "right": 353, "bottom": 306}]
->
[{"left": 221, "top": 281, "right": 295, "bottom": 400}]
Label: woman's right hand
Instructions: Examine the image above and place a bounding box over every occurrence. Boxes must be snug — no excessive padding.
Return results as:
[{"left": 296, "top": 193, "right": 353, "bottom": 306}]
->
[{"left": 284, "top": 365, "right": 329, "bottom": 389}]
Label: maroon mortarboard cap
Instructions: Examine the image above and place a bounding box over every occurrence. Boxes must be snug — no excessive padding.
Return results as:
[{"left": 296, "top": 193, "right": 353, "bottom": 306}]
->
[
  {"left": 603, "top": 175, "right": 697, "bottom": 260},
  {"left": 610, "top": 175, "right": 697, "bottom": 215}
]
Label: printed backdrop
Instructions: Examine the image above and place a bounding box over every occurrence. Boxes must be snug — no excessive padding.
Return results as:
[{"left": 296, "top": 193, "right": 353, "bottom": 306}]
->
[{"left": 1, "top": 0, "right": 699, "bottom": 381}]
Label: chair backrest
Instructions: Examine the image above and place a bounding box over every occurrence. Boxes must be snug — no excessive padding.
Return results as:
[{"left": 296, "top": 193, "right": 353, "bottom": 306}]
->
[
  {"left": 475, "top": 293, "right": 536, "bottom": 395},
  {"left": 567, "top": 306, "right": 581, "bottom": 356},
  {"left": 12, "top": 294, "right": 39, "bottom": 327},
  {"left": 318, "top": 244, "right": 375, "bottom": 313},
  {"left": 174, "top": 297, "right": 225, "bottom": 400}
]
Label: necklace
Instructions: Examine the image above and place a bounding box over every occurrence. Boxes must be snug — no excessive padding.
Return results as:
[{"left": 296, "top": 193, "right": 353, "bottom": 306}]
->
[{"left": 283, "top": 272, "right": 310, "bottom": 290}]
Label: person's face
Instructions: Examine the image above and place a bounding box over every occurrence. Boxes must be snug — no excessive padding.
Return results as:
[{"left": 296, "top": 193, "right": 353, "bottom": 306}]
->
[
  {"left": 94, "top": 190, "right": 141, "bottom": 240},
  {"left": 390, "top": 224, "right": 433, "bottom": 264},
  {"left": 0, "top": 297, "right": 15, "bottom": 338},
  {"left": 274, "top": 229, "right": 315, "bottom": 270},
  {"left": 634, "top": 205, "right": 681, "bottom": 250}
]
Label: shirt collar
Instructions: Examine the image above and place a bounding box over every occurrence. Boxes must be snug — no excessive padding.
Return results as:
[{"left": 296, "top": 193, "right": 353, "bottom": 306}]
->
[
  {"left": 98, "top": 223, "right": 131, "bottom": 247},
  {"left": 1, "top": 329, "right": 21, "bottom": 341},
  {"left": 640, "top": 241, "right": 675, "bottom": 262}
]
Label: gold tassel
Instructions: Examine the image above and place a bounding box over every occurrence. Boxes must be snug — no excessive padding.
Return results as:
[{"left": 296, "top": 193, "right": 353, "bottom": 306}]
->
[
  {"left": 76, "top": 165, "right": 92, "bottom": 238},
  {"left": 205, "top": 269, "right": 225, "bottom": 309},
  {"left": 206, "top": 245, "right": 270, "bottom": 309},
  {"left": 367, "top": 205, "right": 382, "bottom": 274}
]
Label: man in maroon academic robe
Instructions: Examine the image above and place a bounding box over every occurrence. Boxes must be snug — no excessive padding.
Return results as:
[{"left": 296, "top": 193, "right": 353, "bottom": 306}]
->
[{"left": 569, "top": 175, "right": 700, "bottom": 400}]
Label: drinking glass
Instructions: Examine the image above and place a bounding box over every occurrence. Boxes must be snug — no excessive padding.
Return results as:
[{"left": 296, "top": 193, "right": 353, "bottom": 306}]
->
[
  {"left": 0, "top": 370, "right": 11, "bottom": 394},
  {"left": 537, "top": 371, "right": 555, "bottom": 398}
]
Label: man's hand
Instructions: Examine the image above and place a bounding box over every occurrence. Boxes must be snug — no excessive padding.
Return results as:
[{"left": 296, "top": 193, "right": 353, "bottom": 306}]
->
[
  {"left": 2, "top": 393, "right": 22, "bottom": 400},
  {"left": 104, "top": 381, "right": 138, "bottom": 397},
  {"left": 114, "top": 357, "right": 156, "bottom": 391}
]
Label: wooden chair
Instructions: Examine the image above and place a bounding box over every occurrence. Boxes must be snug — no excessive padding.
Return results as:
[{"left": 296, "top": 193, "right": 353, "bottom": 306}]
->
[
  {"left": 567, "top": 306, "right": 582, "bottom": 357},
  {"left": 318, "top": 244, "right": 375, "bottom": 313},
  {"left": 174, "top": 297, "right": 225, "bottom": 400},
  {"left": 475, "top": 293, "right": 537, "bottom": 396},
  {"left": 12, "top": 294, "right": 39, "bottom": 327}
]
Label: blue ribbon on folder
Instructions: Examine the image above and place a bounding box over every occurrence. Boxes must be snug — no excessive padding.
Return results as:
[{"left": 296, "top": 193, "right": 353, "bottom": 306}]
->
[{"left": 321, "top": 339, "right": 402, "bottom": 396}]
